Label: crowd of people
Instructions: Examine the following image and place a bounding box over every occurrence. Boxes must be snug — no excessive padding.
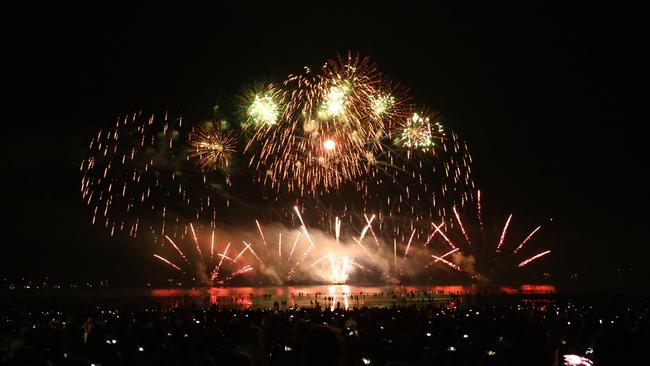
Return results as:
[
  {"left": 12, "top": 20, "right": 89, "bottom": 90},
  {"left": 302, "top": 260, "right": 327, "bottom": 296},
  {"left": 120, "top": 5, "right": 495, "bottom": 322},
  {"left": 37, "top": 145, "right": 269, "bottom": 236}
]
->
[{"left": 1, "top": 295, "right": 647, "bottom": 365}]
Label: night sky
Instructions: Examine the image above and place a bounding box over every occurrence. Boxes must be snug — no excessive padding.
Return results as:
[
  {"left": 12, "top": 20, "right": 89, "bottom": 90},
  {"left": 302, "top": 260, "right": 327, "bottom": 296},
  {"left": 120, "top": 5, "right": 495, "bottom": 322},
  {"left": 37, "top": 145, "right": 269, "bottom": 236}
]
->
[{"left": 5, "top": 3, "right": 648, "bottom": 290}]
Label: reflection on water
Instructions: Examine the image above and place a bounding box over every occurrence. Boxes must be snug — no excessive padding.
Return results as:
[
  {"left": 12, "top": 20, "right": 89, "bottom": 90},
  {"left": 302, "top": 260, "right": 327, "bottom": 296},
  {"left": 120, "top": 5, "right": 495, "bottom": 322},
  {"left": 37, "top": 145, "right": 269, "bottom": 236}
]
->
[{"left": 150, "top": 284, "right": 555, "bottom": 310}]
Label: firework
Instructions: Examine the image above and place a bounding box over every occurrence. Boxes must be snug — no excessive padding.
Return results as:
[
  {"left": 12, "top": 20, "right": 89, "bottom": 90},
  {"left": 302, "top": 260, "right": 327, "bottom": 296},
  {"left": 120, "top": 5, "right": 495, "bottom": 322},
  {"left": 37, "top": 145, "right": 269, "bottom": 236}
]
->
[
  {"left": 244, "top": 53, "right": 411, "bottom": 196},
  {"left": 247, "top": 93, "right": 281, "bottom": 126},
  {"left": 397, "top": 111, "right": 444, "bottom": 153},
  {"left": 153, "top": 254, "right": 184, "bottom": 274},
  {"left": 496, "top": 214, "right": 513, "bottom": 253},
  {"left": 370, "top": 93, "right": 395, "bottom": 118},
  {"left": 422, "top": 192, "right": 552, "bottom": 281},
  {"left": 189, "top": 123, "right": 237, "bottom": 169},
  {"left": 517, "top": 250, "right": 551, "bottom": 268},
  {"left": 241, "top": 54, "right": 475, "bottom": 250},
  {"left": 81, "top": 53, "right": 551, "bottom": 286},
  {"left": 80, "top": 113, "right": 232, "bottom": 243},
  {"left": 430, "top": 253, "right": 462, "bottom": 271},
  {"left": 513, "top": 226, "right": 541, "bottom": 254}
]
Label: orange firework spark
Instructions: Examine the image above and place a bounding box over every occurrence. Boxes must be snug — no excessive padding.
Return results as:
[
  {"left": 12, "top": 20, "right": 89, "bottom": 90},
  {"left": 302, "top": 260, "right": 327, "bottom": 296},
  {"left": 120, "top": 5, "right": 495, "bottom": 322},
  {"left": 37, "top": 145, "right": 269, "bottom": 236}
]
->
[
  {"left": 153, "top": 254, "right": 184, "bottom": 273},
  {"left": 496, "top": 214, "right": 513, "bottom": 253},
  {"left": 517, "top": 250, "right": 551, "bottom": 267}
]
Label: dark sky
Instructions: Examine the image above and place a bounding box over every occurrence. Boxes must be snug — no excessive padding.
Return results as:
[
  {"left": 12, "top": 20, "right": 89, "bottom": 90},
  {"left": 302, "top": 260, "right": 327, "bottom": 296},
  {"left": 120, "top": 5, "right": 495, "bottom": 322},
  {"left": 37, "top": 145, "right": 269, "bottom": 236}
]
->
[{"left": 4, "top": 3, "right": 648, "bottom": 290}]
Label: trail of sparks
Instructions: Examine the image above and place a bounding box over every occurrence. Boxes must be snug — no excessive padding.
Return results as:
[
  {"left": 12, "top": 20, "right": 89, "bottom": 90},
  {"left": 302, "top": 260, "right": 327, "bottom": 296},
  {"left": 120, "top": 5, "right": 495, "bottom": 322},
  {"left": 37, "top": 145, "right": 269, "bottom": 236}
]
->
[
  {"left": 335, "top": 217, "right": 341, "bottom": 246},
  {"left": 359, "top": 214, "right": 375, "bottom": 241},
  {"left": 165, "top": 235, "right": 189, "bottom": 264},
  {"left": 222, "top": 265, "right": 253, "bottom": 281},
  {"left": 210, "top": 230, "right": 215, "bottom": 265},
  {"left": 513, "top": 226, "right": 541, "bottom": 254},
  {"left": 294, "top": 207, "right": 317, "bottom": 250},
  {"left": 430, "top": 253, "right": 462, "bottom": 271},
  {"left": 364, "top": 214, "right": 381, "bottom": 249},
  {"left": 517, "top": 250, "right": 551, "bottom": 267},
  {"left": 214, "top": 242, "right": 231, "bottom": 276},
  {"left": 153, "top": 254, "right": 184, "bottom": 273},
  {"left": 233, "top": 243, "right": 251, "bottom": 262},
  {"left": 477, "top": 190, "right": 484, "bottom": 231},
  {"left": 453, "top": 206, "right": 471, "bottom": 245},
  {"left": 393, "top": 239, "right": 397, "bottom": 273},
  {"left": 328, "top": 253, "right": 341, "bottom": 283},
  {"left": 403, "top": 229, "right": 416, "bottom": 258},
  {"left": 241, "top": 241, "right": 263, "bottom": 263},
  {"left": 430, "top": 221, "right": 457, "bottom": 249},
  {"left": 352, "top": 237, "right": 374, "bottom": 259},
  {"left": 189, "top": 223, "right": 203, "bottom": 260},
  {"left": 288, "top": 245, "right": 314, "bottom": 279},
  {"left": 278, "top": 232, "right": 282, "bottom": 261},
  {"left": 294, "top": 206, "right": 306, "bottom": 227},
  {"left": 340, "top": 257, "right": 350, "bottom": 281},
  {"left": 433, "top": 248, "right": 459, "bottom": 263},
  {"left": 300, "top": 225, "right": 317, "bottom": 251},
  {"left": 423, "top": 224, "right": 438, "bottom": 247},
  {"left": 345, "top": 258, "right": 367, "bottom": 270},
  {"left": 255, "top": 220, "right": 269, "bottom": 251},
  {"left": 217, "top": 253, "right": 233, "bottom": 261},
  {"left": 496, "top": 214, "right": 513, "bottom": 253},
  {"left": 287, "top": 232, "right": 301, "bottom": 262}
]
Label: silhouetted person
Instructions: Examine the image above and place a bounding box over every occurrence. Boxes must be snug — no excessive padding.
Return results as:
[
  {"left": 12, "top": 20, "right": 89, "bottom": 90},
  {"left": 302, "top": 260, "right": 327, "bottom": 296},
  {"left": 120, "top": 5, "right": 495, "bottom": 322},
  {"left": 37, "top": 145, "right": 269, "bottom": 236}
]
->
[{"left": 302, "top": 325, "right": 341, "bottom": 366}]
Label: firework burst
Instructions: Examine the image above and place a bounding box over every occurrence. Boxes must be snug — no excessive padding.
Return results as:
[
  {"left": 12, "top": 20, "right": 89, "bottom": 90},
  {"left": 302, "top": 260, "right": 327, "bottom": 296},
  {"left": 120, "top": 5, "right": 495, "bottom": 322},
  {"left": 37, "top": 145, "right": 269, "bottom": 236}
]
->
[
  {"left": 80, "top": 112, "right": 233, "bottom": 243},
  {"left": 244, "top": 53, "right": 412, "bottom": 196},
  {"left": 419, "top": 190, "right": 552, "bottom": 282},
  {"left": 246, "top": 93, "right": 282, "bottom": 127},
  {"left": 189, "top": 122, "right": 237, "bottom": 169},
  {"left": 242, "top": 53, "right": 475, "bottom": 250},
  {"left": 397, "top": 111, "right": 445, "bottom": 154}
]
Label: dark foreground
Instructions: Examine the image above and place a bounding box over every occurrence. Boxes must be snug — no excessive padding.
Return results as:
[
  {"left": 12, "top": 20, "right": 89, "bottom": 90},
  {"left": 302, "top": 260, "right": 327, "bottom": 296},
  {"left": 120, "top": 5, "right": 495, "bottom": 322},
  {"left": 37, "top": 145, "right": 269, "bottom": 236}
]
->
[{"left": 1, "top": 294, "right": 648, "bottom": 366}]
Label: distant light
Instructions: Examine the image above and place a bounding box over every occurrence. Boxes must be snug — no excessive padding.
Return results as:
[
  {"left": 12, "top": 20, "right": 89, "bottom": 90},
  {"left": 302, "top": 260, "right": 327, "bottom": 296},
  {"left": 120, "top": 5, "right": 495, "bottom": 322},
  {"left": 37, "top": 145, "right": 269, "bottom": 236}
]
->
[
  {"left": 463, "top": 334, "right": 468, "bottom": 338},
  {"left": 362, "top": 358, "right": 371, "bottom": 365},
  {"left": 448, "top": 346, "right": 456, "bottom": 352},
  {"left": 487, "top": 351, "right": 496, "bottom": 356},
  {"left": 585, "top": 348, "right": 593, "bottom": 355},
  {"left": 426, "top": 332, "right": 431, "bottom": 337},
  {"left": 111, "top": 339, "right": 117, "bottom": 344},
  {"left": 138, "top": 347, "right": 144, "bottom": 352}
]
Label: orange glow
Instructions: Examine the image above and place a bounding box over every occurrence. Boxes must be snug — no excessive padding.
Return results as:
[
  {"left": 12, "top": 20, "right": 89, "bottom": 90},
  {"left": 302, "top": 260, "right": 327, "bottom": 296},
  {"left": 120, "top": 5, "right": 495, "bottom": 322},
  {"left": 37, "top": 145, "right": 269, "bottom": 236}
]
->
[{"left": 521, "top": 284, "right": 555, "bottom": 293}]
